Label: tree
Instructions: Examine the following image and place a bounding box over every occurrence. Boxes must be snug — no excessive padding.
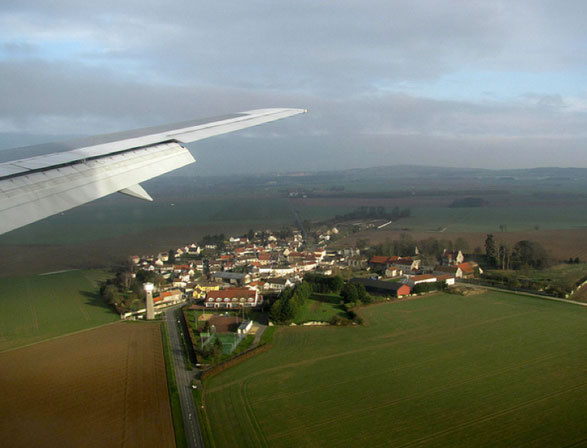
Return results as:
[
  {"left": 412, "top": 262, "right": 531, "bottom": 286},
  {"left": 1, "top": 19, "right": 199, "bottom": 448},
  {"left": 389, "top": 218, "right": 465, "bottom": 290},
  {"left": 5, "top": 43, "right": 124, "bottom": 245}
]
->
[
  {"left": 455, "top": 237, "right": 469, "bottom": 252},
  {"left": 168, "top": 249, "right": 175, "bottom": 264},
  {"left": 511, "top": 240, "right": 548, "bottom": 269},
  {"left": 498, "top": 244, "right": 510, "bottom": 270},
  {"left": 340, "top": 283, "right": 358, "bottom": 303},
  {"left": 212, "top": 337, "right": 223, "bottom": 361},
  {"left": 102, "top": 284, "right": 120, "bottom": 305},
  {"left": 356, "top": 239, "right": 370, "bottom": 250},
  {"left": 485, "top": 234, "right": 497, "bottom": 267}
]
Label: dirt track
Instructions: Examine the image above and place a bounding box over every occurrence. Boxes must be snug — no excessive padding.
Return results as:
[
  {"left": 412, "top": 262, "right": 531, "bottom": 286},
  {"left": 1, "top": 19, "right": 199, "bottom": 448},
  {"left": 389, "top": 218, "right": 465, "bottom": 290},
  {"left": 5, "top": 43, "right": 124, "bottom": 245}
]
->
[{"left": 0, "top": 322, "right": 175, "bottom": 448}]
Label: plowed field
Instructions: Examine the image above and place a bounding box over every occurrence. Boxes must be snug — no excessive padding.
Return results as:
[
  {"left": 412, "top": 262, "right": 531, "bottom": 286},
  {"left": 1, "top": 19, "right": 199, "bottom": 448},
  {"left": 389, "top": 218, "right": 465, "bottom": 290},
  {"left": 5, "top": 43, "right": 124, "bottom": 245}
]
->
[{"left": 0, "top": 322, "right": 175, "bottom": 448}]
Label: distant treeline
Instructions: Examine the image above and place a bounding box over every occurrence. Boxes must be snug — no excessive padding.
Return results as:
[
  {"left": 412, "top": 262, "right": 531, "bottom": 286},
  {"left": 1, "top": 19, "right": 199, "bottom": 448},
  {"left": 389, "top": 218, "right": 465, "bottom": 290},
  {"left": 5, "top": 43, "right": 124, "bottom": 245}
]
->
[
  {"left": 367, "top": 234, "right": 471, "bottom": 262},
  {"left": 334, "top": 206, "right": 410, "bottom": 222},
  {"left": 306, "top": 189, "right": 509, "bottom": 199}
]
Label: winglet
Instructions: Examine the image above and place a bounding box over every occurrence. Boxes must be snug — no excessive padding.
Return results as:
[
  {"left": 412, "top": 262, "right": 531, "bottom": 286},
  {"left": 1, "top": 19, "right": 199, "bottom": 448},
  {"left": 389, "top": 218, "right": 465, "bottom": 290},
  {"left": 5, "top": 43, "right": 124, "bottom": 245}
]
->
[{"left": 119, "top": 184, "right": 153, "bottom": 202}]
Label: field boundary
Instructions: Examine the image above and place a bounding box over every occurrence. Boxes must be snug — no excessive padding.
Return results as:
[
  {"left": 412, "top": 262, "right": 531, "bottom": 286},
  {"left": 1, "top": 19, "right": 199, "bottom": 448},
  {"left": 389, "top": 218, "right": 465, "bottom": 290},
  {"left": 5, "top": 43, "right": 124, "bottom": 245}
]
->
[
  {"left": 458, "top": 281, "right": 587, "bottom": 307},
  {"left": 201, "top": 344, "right": 272, "bottom": 381},
  {"left": 0, "top": 320, "right": 120, "bottom": 354}
]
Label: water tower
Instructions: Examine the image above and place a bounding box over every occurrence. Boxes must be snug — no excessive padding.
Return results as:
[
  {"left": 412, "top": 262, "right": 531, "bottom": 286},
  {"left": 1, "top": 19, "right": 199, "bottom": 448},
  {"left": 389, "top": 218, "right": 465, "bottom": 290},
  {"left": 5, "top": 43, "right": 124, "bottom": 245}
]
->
[{"left": 144, "top": 282, "right": 155, "bottom": 320}]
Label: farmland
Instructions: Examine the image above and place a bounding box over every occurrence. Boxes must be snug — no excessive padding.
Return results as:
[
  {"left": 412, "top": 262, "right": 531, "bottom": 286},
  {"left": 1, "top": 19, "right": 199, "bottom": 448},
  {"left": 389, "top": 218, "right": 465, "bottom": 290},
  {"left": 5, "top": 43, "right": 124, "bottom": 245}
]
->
[
  {"left": 0, "top": 166, "right": 586, "bottom": 276},
  {"left": 203, "top": 292, "right": 587, "bottom": 447},
  {"left": 0, "top": 322, "right": 175, "bottom": 448},
  {"left": 0, "top": 269, "right": 118, "bottom": 352}
]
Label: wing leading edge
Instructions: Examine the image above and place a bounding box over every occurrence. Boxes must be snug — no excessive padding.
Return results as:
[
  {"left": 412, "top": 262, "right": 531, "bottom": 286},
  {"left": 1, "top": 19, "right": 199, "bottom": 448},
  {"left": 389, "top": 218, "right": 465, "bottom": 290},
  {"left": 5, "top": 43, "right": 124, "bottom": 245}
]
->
[{"left": 0, "top": 108, "right": 306, "bottom": 235}]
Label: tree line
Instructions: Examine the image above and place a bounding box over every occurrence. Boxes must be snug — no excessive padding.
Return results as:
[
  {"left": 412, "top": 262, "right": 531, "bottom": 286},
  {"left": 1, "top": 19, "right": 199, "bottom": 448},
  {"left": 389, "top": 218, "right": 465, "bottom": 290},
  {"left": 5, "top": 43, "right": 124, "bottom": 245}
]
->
[
  {"left": 268, "top": 282, "right": 313, "bottom": 323},
  {"left": 269, "top": 274, "right": 374, "bottom": 324},
  {"left": 367, "top": 233, "right": 471, "bottom": 265},
  {"left": 485, "top": 234, "right": 549, "bottom": 270},
  {"left": 334, "top": 206, "right": 411, "bottom": 222}
]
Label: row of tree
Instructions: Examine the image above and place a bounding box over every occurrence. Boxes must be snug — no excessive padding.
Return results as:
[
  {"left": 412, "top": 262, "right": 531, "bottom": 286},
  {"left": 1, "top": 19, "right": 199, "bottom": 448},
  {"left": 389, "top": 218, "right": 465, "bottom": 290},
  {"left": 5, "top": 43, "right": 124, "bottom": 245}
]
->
[
  {"left": 268, "top": 282, "right": 313, "bottom": 323},
  {"left": 485, "top": 234, "right": 549, "bottom": 270},
  {"left": 340, "top": 282, "right": 371, "bottom": 304},
  {"left": 367, "top": 233, "right": 471, "bottom": 265},
  {"left": 303, "top": 273, "right": 344, "bottom": 293},
  {"left": 412, "top": 281, "right": 448, "bottom": 294},
  {"left": 100, "top": 269, "right": 165, "bottom": 313},
  {"left": 334, "top": 206, "right": 411, "bottom": 222}
]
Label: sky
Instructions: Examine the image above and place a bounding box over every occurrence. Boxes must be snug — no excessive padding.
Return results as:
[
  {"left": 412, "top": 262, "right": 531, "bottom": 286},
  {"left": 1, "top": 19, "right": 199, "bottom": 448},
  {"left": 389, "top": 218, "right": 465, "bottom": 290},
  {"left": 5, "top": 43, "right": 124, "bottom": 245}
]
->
[{"left": 1, "top": 0, "right": 586, "bottom": 174}]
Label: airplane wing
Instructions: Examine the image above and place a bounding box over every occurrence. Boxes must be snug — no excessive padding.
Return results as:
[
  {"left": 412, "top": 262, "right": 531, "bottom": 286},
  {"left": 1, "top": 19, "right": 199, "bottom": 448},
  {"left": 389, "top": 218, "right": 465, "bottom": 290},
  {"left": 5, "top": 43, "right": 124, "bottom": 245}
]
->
[{"left": 0, "top": 108, "right": 306, "bottom": 235}]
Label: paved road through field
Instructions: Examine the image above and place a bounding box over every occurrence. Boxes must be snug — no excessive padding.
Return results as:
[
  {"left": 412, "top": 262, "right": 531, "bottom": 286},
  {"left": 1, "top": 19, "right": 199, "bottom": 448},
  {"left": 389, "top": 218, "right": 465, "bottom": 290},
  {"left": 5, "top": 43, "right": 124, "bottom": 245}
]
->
[{"left": 164, "top": 306, "right": 204, "bottom": 448}]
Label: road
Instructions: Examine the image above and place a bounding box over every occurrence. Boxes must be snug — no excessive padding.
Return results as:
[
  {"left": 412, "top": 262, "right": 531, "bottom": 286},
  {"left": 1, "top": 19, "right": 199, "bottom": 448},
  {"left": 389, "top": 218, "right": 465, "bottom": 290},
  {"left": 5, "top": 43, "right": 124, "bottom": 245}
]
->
[{"left": 164, "top": 306, "right": 205, "bottom": 448}]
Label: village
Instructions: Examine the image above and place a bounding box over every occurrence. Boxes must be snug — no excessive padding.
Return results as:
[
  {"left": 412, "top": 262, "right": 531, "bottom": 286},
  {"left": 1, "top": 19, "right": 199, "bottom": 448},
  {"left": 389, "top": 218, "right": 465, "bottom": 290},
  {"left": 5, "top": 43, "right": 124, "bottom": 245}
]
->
[{"left": 117, "top": 225, "right": 482, "bottom": 359}]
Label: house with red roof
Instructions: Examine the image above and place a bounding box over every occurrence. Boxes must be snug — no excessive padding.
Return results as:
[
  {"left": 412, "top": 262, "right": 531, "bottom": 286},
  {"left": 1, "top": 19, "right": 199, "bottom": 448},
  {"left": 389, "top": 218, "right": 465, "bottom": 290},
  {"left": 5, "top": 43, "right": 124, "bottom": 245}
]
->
[
  {"left": 368, "top": 256, "right": 399, "bottom": 272},
  {"left": 458, "top": 262, "right": 475, "bottom": 279}
]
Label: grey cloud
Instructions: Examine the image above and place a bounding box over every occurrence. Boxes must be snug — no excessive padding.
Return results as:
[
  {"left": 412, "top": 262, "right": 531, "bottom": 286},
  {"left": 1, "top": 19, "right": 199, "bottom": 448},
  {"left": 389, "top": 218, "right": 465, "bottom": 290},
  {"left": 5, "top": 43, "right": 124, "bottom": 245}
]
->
[{"left": 1, "top": 1, "right": 587, "bottom": 170}]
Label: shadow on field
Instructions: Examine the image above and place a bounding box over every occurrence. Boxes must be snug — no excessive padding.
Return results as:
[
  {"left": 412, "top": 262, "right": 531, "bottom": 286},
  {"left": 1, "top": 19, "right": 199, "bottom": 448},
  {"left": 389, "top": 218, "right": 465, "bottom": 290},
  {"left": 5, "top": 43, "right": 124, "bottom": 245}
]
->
[{"left": 80, "top": 290, "right": 114, "bottom": 312}]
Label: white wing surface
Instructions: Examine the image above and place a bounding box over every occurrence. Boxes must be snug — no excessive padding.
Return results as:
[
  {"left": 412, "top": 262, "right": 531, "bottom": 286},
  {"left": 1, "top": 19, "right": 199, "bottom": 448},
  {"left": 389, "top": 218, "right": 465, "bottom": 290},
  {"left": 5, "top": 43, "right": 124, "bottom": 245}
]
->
[{"left": 0, "top": 108, "right": 306, "bottom": 235}]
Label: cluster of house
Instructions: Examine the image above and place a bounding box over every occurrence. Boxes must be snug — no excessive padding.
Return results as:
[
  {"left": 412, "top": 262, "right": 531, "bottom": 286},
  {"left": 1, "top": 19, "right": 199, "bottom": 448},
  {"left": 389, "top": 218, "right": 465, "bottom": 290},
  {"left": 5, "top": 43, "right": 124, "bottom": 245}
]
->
[
  {"left": 353, "top": 250, "right": 482, "bottom": 298},
  {"left": 130, "top": 229, "right": 480, "bottom": 313},
  {"left": 131, "top": 229, "right": 342, "bottom": 310}
]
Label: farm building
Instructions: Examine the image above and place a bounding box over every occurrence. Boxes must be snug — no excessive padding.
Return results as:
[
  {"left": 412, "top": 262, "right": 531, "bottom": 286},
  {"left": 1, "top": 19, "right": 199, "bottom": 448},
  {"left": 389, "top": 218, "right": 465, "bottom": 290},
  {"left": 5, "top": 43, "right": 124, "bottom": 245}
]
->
[
  {"left": 404, "top": 274, "right": 438, "bottom": 287},
  {"left": 154, "top": 289, "right": 183, "bottom": 305},
  {"left": 435, "top": 265, "right": 462, "bottom": 277},
  {"left": 405, "top": 274, "right": 455, "bottom": 287},
  {"left": 264, "top": 277, "right": 296, "bottom": 292},
  {"left": 393, "top": 257, "right": 420, "bottom": 273},
  {"left": 205, "top": 288, "right": 262, "bottom": 308},
  {"left": 368, "top": 256, "right": 398, "bottom": 272},
  {"left": 458, "top": 262, "right": 476, "bottom": 279},
  {"left": 350, "top": 278, "right": 411, "bottom": 298}
]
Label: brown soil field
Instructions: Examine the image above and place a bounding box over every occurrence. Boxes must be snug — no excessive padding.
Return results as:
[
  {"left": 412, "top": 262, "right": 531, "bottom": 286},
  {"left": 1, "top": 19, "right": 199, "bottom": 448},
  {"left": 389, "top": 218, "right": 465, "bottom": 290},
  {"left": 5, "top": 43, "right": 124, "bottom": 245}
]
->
[
  {"left": 0, "top": 322, "right": 175, "bottom": 448},
  {"left": 335, "top": 228, "right": 587, "bottom": 261}
]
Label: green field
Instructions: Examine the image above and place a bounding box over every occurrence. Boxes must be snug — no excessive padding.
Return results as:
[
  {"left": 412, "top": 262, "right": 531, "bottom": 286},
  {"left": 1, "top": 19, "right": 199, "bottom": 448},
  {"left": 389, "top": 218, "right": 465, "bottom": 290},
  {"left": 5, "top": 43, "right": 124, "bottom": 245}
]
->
[
  {"left": 294, "top": 293, "right": 347, "bottom": 324},
  {"left": 203, "top": 292, "right": 587, "bottom": 447},
  {"left": 0, "top": 196, "right": 297, "bottom": 245},
  {"left": 0, "top": 269, "right": 118, "bottom": 351}
]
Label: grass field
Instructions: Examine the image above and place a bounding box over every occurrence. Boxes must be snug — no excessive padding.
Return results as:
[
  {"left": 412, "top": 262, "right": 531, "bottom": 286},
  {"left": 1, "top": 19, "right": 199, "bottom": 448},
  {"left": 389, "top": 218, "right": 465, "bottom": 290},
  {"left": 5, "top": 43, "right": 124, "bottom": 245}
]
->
[
  {"left": 0, "top": 269, "right": 118, "bottom": 351},
  {"left": 294, "top": 293, "right": 347, "bottom": 324},
  {"left": 0, "top": 322, "right": 175, "bottom": 448},
  {"left": 203, "top": 292, "right": 587, "bottom": 447}
]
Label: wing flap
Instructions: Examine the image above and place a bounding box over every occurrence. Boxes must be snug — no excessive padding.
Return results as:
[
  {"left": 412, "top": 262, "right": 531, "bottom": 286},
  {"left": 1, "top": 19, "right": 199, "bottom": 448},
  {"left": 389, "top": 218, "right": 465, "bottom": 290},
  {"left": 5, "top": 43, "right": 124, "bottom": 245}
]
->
[{"left": 0, "top": 142, "right": 194, "bottom": 234}]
